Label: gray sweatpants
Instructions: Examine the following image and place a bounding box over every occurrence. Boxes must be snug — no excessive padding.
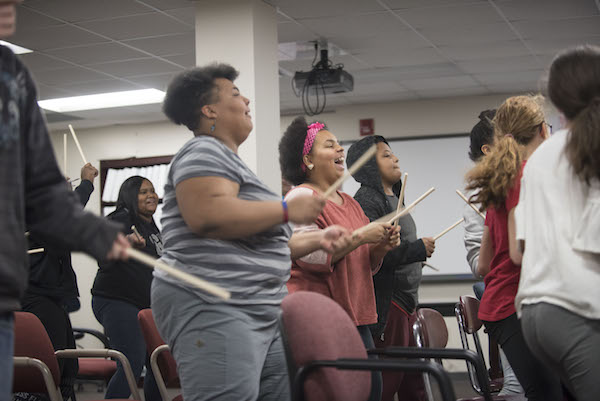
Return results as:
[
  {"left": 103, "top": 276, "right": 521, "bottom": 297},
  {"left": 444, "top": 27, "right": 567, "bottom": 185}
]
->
[
  {"left": 521, "top": 302, "right": 600, "bottom": 401},
  {"left": 151, "top": 280, "right": 290, "bottom": 401}
]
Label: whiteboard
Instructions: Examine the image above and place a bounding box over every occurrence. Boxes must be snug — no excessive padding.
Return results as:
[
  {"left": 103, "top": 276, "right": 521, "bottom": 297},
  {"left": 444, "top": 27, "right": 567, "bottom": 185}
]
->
[{"left": 342, "top": 134, "right": 476, "bottom": 279}]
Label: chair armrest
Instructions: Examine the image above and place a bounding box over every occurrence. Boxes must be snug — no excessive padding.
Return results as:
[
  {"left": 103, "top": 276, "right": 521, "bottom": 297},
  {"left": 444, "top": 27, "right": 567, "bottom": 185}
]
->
[
  {"left": 150, "top": 344, "right": 172, "bottom": 401},
  {"left": 13, "top": 357, "right": 62, "bottom": 401},
  {"left": 55, "top": 349, "right": 141, "bottom": 400},
  {"left": 72, "top": 327, "right": 110, "bottom": 348},
  {"left": 293, "top": 358, "right": 455, "bottom": 401},
  {"left": 368, "top": 347, "right": 493, "bottom": 401}
]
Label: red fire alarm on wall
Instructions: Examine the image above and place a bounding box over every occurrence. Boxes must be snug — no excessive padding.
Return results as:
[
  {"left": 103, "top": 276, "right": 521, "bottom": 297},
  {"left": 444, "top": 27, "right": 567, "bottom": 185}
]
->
[{"left": 359, "top": 118, "right": 374, "bottom": 136}]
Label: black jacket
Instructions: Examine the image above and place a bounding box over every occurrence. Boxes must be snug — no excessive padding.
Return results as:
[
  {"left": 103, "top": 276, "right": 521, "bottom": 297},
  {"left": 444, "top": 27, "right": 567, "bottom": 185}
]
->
[
  {"left": 25, "top": 180, "right": 94, "bottom": 306},
  {"left": 348, "top": 136, "right": 426, "bottom": 337},
  {"left": 0, "top": 45, "right": 120, "bottom": 314},
  {"left": 92, "top": 208, "right": 162, "bottom": 310}
]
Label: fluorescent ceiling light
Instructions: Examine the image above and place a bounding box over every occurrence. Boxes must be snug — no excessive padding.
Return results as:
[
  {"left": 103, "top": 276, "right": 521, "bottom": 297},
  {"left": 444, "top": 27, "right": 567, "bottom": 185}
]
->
[
  {"left": 38, "top": 88, "right": 165, "bottom": 113},
  {"left": 0, "top": 40, "right": 33, "bottom": 54}
]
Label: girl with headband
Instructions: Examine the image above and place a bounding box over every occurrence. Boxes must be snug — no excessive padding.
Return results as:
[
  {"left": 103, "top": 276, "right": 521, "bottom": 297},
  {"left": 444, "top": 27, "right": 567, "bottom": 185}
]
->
[
  {"left": 279, "top": 116, "right": 401, "bottom": 401},
  {"left": 465, "top": 95, "right": 558, "bottom": 401}
]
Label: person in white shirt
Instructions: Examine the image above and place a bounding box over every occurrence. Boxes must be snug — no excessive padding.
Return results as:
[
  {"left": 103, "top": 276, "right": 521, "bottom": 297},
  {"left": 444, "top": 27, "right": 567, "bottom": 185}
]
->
[{"left": 514, "top": 45, "right": 600, "bottom": 401}]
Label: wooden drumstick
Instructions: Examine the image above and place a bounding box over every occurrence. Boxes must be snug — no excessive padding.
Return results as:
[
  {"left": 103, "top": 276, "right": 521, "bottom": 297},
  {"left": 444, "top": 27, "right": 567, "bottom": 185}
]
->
[
  {"left": 433, "top": 218, "right": 465, "bottom": 241},
  {"left": 387, "top": 187, "right": 435, "bottom": 225},
  {"left": 322, "top": 145, "right": 376, "bottom": 198},
  {"left": 456, "top": 190, "right": 485, "bottom": 219},
  {"left": 27, "top": 248, "right": 44, "bottom": 254},
  {"left": 422, "top": 262, "right": 439, "bottom": 271},
  {"left": 68, "top": 124, "right": 87, "bottom": 165},
  {"left": 63, "top": 133, "right": 67, "bottom": 173},
  {"left": 394, "top": 172, "right": 408, "bottom": 226},
  {"left": 126, "top": 248, "right": 230, "bottom": 300},
  {"left": 131, "top": 225, "right": 143, "bottom": 241}
]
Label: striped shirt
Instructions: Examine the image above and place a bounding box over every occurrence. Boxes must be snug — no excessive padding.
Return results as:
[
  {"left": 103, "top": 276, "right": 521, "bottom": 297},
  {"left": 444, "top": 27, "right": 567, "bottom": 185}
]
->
[{"left": 155, "top": 135, "right": 292, "bottom": 305}]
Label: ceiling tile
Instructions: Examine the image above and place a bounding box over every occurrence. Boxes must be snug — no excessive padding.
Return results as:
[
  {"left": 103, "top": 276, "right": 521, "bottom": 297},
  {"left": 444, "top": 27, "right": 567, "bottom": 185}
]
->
[
  {"left": 162, "top": 7, "right": 196, "bottom": 26},
  {"left": 77, "top": 13, "right": 192, "bottom": 41},
  {"left": 123, "top": 32, "right": 195, "bottom": 56},
  {"left": 439, "top": 40, "right": 532, "bottom": 61},
  {"left": 127, "top": 73, "right": 179, "bottom": 91},
  {"left": 301, "top": 12, "right": 408, "bottom": 39},
  {"left": 401, "top": 75, "right": 480, "bottom": 91},
  {"left": 383, "top": 0, "right": 488, "bottom": 9},
  {"left": 396, "top": 3, "right": 503, "bottom": 29},
  {"left": 512, "top": 16, "right": 600, "bottom": 40},
  {"left": 354, "top": 47, "right": 446, "bottom": 68},
  {"left": 32, "top": 67, "right": 112, "bottom": 86},
  {"left": 416, "top": 86, "right": 490, "bottom": 98},
  {"left": 352, "top": 81, "right": 406, "bottom": 95},
  {"left": 524, "top": 35, "right": 600, "bottom": 54},
  {"left": 353, "top": 63, "right": 463, "bottom": 82},
  {"left": 456, "top": 55, "right": 544, "bottom": 74},
  {"left": 57, "top": 79, "right": 142, "bottom": 96},
  {"left": 134, "top": 0, "right": 194, "bottom": 11},
  {"left": 19, "top": 53, "right": 74, "bottom": 72},
  {"left": 88, "top": 58, "right": 184, "bottom": 78},
  {"left": 163, "top": 53, "right": 196, "bottom": 68},
  {"left": 277, "top": 21, "right": 318, "bottom": 43},
  {"left": 15, "top": 6, "right": 63, "bottom": 29},
  {"left": 271, "top": 0, "right": 385, "bottom": 19},
  {"left": 330, "top": 30, "right": 428, "bottom": 52},
  {"left": 495, "top": 0, "right": 599, "bottom": 22},
  {"left": 11, "top": 25, "right": 107, "bottom": 51},
  {"left": 474, "top": 69, "right": 546, "bottom": 86},
  {"left": 421, "top": 23, "right": 518, "bottom": 46},
  {"left": 35, "top": 83, "right": 76, "bottom": 100},
  {"left": 45, "top": 42, "right": 148, "bottom": 65},
  {"left": 22, "top": 0, "right": 151, "bottom": 23}
]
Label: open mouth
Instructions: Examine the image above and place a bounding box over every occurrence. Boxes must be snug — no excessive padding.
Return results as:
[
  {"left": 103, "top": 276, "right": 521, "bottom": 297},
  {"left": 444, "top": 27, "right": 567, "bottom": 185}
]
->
[{"left": 334, "top": 156, "right": 345, "bottom": 165}]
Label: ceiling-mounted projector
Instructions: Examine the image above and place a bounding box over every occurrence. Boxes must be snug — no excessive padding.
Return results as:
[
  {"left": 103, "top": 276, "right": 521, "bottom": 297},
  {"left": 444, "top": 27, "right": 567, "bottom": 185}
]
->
[
  {"left": 293, "top": 66, "right": 354, "bottom": 94},
  {"left": 293, "top": 43, "right": 354, "bottom": 115}
]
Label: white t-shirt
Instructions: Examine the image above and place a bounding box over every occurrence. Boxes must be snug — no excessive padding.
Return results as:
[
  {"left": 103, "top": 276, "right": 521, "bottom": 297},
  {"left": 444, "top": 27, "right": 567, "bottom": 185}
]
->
[{"left": 515, "top": 130, "right": 600, "bottom": 319}]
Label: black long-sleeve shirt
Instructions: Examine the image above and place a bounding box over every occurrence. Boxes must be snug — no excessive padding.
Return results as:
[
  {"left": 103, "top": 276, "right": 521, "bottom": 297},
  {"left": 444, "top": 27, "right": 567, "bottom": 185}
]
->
[
  {"left": 0, "top": 45, "right": 120, "bottom": 314},
  {"left": 25, "top": 180, "right": 94, "bottom": 303}
]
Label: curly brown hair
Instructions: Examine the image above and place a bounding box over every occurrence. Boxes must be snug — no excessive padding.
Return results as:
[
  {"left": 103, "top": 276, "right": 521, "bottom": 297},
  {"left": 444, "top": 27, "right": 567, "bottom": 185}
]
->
[{"left": 466, "top": 95, "right": 545, "bottom": 209}]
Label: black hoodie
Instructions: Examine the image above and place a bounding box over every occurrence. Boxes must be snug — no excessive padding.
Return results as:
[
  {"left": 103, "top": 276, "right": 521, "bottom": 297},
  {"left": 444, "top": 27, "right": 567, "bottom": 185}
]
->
[{"left": 347, "top": 136, "right": 426, "bottom": 338}]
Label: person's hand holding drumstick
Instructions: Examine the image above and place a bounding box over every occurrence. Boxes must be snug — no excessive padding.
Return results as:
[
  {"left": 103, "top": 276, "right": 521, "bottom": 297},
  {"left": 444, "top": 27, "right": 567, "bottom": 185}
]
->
[
  {"left": 421, "top": 237, "right": 436, "bottom": 257},
  {"left": 127, "top": 225, "right": 146, "bottom": 248}
]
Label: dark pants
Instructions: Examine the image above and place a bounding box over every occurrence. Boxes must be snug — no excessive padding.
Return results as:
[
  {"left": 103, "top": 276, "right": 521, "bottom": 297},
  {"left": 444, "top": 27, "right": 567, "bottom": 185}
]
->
[
  {"left": 92, "top": 296, "right": 160, "bottom": 401},
  {"left": 484, "top": 313, "right": 561, "bottom": 401},
  {"left": 375, "top": 303, "right": 426, "bottom": 401},
  {"left": 358, "top": 325, "right": 383, "bottom": 401},
  {"left": 21, "top": 294, "right": 78, "bottom": 400}
]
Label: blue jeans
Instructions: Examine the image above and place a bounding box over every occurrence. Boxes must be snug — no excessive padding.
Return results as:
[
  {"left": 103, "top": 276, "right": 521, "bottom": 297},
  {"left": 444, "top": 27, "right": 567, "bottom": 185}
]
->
[
  {"left": 92, "top": 296, "right": 160, "bottom": 401},
  {"left": 0, "top": 313, "right": 14, "bottom": 401}
]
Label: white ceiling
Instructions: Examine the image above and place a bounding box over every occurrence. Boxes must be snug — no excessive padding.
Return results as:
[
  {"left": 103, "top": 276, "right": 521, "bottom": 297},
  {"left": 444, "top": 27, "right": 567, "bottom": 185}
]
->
[{"left": 9, "top": 0, "right": 600, "bottom": 130}]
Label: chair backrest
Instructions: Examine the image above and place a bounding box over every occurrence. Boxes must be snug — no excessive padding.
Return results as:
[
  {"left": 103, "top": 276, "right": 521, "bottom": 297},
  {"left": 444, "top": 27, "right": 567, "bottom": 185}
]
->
[
  {"left": 137, "top": 309, "right": 179, "bottom": 387},
  {"left": 414, "top": 308, "right": 448, "bottom": 349},
  {"left": 280, "top": 291, "right": 371, "bottom": 401},
  {"left": 460, "top": 295, "right": 483, "bottom": 334},
  {"left": 13, "top": 312, "right": 61, "bottom": 393}
]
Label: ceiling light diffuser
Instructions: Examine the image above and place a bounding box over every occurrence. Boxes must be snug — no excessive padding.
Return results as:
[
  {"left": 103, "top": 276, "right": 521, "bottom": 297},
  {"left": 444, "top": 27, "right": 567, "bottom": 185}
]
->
[
  {"left": 38, "top": 89, "right": 165, "bottom": 113},
  {"left": 0, "top": 40, "right": 33, "bottom": 54}
]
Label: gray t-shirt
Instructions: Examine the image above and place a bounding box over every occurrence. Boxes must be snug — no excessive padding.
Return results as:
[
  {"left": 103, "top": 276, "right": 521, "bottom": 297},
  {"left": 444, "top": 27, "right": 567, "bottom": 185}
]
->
[{"left": 156, "top": 135, "right": 292, "bottom": 305}]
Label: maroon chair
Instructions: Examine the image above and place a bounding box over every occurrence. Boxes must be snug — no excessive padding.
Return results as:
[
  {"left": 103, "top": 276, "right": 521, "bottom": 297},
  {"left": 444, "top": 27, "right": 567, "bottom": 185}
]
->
[
  {"left": 137, "top": 309, "right": 181, "bottom": 401},
  {"left": 456, "top": 296, "right": 503, "bottom": 395},
  {"left": 280, "top": 291, "right": 456, "bottom": 401},
  {"left": 72, "top": 327, "right": 117, "bottom": 392},
  {"left": 13, "top": 311, "right": 141, "bottom": 401}
]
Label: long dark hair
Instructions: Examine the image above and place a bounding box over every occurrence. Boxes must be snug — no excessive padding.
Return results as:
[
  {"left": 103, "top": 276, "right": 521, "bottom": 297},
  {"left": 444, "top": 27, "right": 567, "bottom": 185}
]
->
[
  {"left": 548, "top": 45, "right": 600, "bottom": 184},
  {"left": 111, "top": 176, "right": 156, "bottom": 233}
]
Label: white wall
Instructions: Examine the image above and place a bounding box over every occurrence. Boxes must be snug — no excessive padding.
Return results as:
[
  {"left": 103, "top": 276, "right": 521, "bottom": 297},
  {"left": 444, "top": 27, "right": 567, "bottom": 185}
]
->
[{"left": 50, "top": 93, "right": 519, "bottom": 368}]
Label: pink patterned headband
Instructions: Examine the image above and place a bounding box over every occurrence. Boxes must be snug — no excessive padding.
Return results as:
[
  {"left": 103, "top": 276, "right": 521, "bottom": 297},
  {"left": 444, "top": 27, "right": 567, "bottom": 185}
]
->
[{"left": 301, "top": 122, "right": 325, "bottom": 172}]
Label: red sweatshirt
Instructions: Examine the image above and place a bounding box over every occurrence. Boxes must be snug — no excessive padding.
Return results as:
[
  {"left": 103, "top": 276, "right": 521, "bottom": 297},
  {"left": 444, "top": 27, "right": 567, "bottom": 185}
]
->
[{"left": 286, "top": 186, "right": 381, "bottom": 326}]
